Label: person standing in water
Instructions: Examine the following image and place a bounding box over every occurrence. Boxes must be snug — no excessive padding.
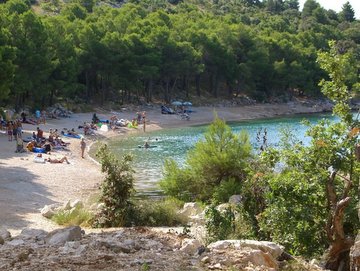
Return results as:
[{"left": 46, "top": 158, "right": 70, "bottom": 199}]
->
[
  {"left": 80, "top": 138, "right": 86, "bottom": 158},
  {"left": 142, "top": 111, "right": 146, "bottom": 132}
]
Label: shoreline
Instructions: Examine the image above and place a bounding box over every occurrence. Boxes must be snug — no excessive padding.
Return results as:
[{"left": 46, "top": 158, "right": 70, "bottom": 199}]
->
[{"left": 0, "top": 101, "right": 332, "bottom": 235}]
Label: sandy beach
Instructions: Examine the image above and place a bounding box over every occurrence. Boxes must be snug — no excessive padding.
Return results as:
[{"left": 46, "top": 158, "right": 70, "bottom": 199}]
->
[{"left": 0, "top": 101, "right": 329, "bottom": 235}]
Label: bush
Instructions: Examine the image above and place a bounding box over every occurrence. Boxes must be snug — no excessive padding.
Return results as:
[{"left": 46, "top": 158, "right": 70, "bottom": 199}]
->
[
  {"left": 160, "top": 116, "right": 252, "bottom": 202},
  {"left": 130, "top": 198, "right": 185, "bottom": 227},
  {"left": 92, "top": 144, "right": 135, "bottom": 228},
  {"left": 205, "top": 204, "right": 255, "bottom": 244}
]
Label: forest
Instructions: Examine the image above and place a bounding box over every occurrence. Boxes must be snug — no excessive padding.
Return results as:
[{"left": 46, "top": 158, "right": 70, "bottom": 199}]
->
[{"left": 0, "top": 0, "right": 359, "bottom": 110}]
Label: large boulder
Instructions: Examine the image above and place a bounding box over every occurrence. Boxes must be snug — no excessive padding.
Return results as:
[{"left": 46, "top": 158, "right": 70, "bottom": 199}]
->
[
  {"left": 205, "top": 240, "right": 283, "bottom": 270},
  {"left": 208, "top": 240, "right": 284, "bottom": 259},
  {"left": 19, "top": 229, "right": 48, "bottom": 240},
  {"left": 180, "top": 238, "right": 202, "bottom": 255},
  {"left": 45, "top": 226, "right": 82, "bottom": 246},
  {"left": 178, "top": 202, "right": 202, "bottom": 218}
]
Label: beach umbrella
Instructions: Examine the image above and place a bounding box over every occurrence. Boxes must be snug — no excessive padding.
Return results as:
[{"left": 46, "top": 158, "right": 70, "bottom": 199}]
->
[
  {"left": 182, "top": 101, "right": 192, "bottom": 106},
  {"left": 171, "top": 101, "right": 182, "bottom": 106}
]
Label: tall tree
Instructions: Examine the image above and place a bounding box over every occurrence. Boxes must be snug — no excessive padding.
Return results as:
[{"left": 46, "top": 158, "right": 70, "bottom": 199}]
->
[{"left": 339, "top": 1, "right": 355, "bottom": 22}]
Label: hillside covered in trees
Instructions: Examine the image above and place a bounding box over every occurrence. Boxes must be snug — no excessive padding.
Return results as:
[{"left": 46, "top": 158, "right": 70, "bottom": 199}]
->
[{"left": 0, "top": 0, "right": 359, "bottom": 110}]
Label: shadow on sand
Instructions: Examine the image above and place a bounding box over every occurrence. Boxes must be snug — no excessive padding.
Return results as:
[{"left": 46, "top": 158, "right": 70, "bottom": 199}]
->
[{"left": 0, "top": 163, "right": 55, "bottom": 232}]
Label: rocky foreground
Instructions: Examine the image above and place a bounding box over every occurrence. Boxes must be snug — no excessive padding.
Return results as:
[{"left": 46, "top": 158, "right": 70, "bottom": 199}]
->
[{"left": 0, "top": 225, "right": 329, "bottom": 271}]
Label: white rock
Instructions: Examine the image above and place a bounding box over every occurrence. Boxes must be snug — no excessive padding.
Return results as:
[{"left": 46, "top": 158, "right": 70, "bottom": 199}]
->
[
  {"left": 248, "top": 249, "right": 278, "bottom": 269},
  {"left": 63, "top": 200, "right": 71, "bottom": 210},
  {"left": 45, "top": 226, "right": 82, "bottom": 246},
  {"left": 180, "top": 238, "right": 201, "bottom": 255},
  {"left": 201, "top": 256, "right": 210, "bottom": 263},
  {"left": 40, "top": 203, "right": 61, "bottom": 218},
  {"left": 178, "top": 202, "right": 203, "bottom": 218},
  {"left": 70, "top": 199, "right": 83, "bottom": 209},
  {"left": 208, "top": 240, "right": 284, "bottom": 259}
]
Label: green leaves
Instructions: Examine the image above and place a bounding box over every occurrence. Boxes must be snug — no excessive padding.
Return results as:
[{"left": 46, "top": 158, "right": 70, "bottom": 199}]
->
[
  {"left": 160, "top": 116, "right": 252, "bottom": 202},
  {"left": 93, "top": 144, "right": 135, "bottom": 227}
]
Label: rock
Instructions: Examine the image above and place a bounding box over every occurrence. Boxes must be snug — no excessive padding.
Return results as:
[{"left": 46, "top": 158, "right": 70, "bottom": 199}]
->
[
  {"left": 180, "top": 238, "right": 201, "bottom": 255},
  {"left": 208, "top": 240, "right": 284, "bottom": 259},
  {"left": 40, "top": 204, "right": 60, "bottom": 218},
  {"left": 178, "top": 202, "right": 203, "bottom": 218},
  {"left": 95, "top": 240, "right": 133, "bottom": 253},
  {"left": 19, "top": 229, "right": 48, "bottom": 241},
  {"left": 70, "top": 199, "right": 83, "bottom": 209},
  {"left": 248, "top": 249, "right": 278, "bottom": 269},
  {"left": 189, "top": 225, "right": 207, "bottom": 244},
  {"left": 201, "top": 256, "right": 210, "bottom": 264},
  {"left": 63, "top": 200, "right": 71, "bottom": 210},
  {"left": 0, "top": 236, "right": 4, "bottom": 245},
  {"left": 45, "top": 226, "right": 82, "bottom": 246},
  {"left": 7, "top": 239, "right": 25, "bottom": 246},
  {"left": 228, "top": 195, "right": 242, "bottom": 205},
  {"left": 59, "top": 241, "right": 87, "bottom": 255},
  {"left": 0, "top": 229, "right": 11, "bottom": 241},
  {"left": 350, "top": 233, "right": 360, "bottom": 271}
]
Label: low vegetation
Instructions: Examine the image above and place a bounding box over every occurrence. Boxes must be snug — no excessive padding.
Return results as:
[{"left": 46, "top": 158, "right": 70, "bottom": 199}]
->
[{"left": 51, "top": 206, "right": 92, "bottom": 227}]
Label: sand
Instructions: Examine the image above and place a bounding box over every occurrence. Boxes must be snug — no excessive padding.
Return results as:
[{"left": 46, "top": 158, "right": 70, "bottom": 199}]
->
[{"left": 0, "top": 102, "right": 328, "bottom": 235}]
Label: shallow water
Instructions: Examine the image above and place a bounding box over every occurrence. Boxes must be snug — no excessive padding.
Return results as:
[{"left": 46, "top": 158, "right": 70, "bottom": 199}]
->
[{"left": 108, "top": 113, "right": 339, "bottom": 196}]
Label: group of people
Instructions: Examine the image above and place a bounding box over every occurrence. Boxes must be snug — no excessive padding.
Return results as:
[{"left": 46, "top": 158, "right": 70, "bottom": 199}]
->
[{"left": 5, "top": 120, "right": 22, "bottom": 141}]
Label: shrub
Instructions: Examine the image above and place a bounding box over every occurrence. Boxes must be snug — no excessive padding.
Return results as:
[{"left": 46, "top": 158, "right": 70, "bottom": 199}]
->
[
  {"left": 160, "top": 116, "right": 252, "bottom": 202},
  {"left": 205, "top": 204, "right": 255, "bottom": 244},
  {"left": 130, "top": 198, "right": 185, "bottom": 227},
  {"left": 92, "top": 144, "right": 135, "bottom": 227}
]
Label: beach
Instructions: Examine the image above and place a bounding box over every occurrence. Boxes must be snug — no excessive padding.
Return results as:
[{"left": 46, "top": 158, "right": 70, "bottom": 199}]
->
[{"left": 0, "top": 101, "right": 329, "bottom": 235}]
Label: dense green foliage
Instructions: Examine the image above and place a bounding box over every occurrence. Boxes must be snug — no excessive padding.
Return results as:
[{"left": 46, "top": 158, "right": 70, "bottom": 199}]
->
[
  {"left": 92, "top": 144, "right": 135, "bottom": 227},
  {"left": 160, "top": 41, "right": 360, "bottom": 262},
  {"left": 0, "top": 0, "right": 359, "bottom": 109},
  {"left": 258, "top": 42, "right": 360, "bottom": 263},
  {"left": 160, "top": 116, "right": 252, "bottom": 202}
]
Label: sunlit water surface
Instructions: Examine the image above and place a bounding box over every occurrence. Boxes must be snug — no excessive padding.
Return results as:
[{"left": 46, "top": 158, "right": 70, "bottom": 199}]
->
[{"left": 107, "top": 113, "right": 341, "bottom": 196}]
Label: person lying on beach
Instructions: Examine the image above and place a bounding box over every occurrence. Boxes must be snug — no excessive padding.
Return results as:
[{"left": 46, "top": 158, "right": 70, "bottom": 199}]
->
[
  {"left": 47, "top": 156, "right": 70, "bottom": 164},
  {"left": 55, "top": 136, "right": 69, "bottom": 145},
  {"left": 26, "top": 140, "right": 36, "bottom": 152}
]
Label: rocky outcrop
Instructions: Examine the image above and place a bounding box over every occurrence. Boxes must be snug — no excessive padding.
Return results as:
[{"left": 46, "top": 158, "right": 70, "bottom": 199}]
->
[
  {"left": 45, "top": 226, "right": 83, "bottom": 246},
  {"left": 0, "top": 226, "right": 324, "bottom": 271}
]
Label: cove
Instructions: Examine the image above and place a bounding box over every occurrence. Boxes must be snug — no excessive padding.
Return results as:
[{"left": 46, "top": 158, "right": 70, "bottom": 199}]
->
[{"left": 108, "top": 113, "right": 339, "bottom": 196}]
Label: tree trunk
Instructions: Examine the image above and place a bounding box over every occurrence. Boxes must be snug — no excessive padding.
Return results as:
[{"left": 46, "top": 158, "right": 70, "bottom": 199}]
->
[
  {"left": 148, "top": 78, "right": 153, "bottom": 103},
  {"left": 85, "top": 71, "right": 90, "bottom": 102},
  {"left": 196, "top": 74, "right": 201, "bottom": 97},
  {"left": 324, "top": 171, "right": 355, "bottom": 270}
]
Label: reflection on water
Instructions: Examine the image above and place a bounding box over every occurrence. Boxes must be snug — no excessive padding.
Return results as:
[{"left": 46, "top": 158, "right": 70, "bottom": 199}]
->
[{"left": 108, "top": 113, "right": 338, "bottom": 196}]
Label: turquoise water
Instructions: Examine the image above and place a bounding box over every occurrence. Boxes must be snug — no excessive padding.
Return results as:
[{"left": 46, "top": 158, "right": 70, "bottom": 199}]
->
[{"left": 108, "top": 113, "right": 339, "bottom": 196}]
